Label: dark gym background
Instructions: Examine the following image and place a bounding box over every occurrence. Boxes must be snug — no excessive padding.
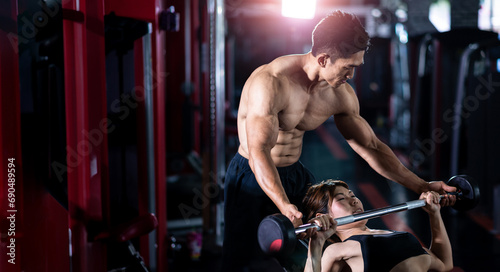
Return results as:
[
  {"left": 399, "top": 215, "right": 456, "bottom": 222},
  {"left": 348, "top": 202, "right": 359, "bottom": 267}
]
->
[{"left": 1, "top": 0, "right": 499, "bottom": 271}]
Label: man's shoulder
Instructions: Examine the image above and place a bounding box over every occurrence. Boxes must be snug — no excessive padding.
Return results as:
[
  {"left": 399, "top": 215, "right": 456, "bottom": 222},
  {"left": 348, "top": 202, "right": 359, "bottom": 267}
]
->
[
  {"left": 336, "top": 83, "right": 357, "bottom": 98},
  {"left": 254, "top": 54, "right": 303, "bottom": 76},
  {"left": 247, "top": 66, "right": 281, "bottom": 90},
  {"left": 247, "top": 63, "right": 290, "bottom": 91},
  {"left": 256, "top": 55, "right": 307, "bottom": 87},
  {"left": 330, "top": 83, "right": 360, "bottom": 115}
]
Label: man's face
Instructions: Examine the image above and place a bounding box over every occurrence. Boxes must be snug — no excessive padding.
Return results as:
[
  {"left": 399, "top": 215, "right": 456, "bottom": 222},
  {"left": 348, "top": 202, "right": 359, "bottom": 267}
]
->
[{"left": 323, "top": 51, "right": 365, "bottom": 88}]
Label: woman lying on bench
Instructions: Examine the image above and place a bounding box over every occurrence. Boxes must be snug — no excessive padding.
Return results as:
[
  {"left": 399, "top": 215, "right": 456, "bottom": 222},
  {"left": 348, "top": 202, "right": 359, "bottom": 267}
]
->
[{"left": 302, "top": 179, "right": 453, "bottom": 272}]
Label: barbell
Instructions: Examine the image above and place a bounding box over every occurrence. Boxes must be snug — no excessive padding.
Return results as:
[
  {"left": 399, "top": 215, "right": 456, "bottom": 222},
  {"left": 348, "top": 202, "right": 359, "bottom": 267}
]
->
[{"left": 258, "top": 175, "right": 480, "bottom": 255}]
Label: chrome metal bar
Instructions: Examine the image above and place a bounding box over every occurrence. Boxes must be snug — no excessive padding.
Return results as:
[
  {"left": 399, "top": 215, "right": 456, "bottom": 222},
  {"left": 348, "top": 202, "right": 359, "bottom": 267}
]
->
[
  {"left": 295, "top": 223, "right": 320, "bottom": 234},
  {"left": 294, "top": 199, "right": 427, "bottom": 234}
]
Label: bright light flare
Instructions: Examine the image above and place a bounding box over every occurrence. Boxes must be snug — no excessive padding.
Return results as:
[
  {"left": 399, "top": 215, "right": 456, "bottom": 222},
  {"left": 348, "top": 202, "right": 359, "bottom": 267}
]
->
[
  {"left": 282, "top": 0, "right": 317, "bottom": 20},
  {"left": 429, "top": 0, "right": 450, "bottom": 32}
]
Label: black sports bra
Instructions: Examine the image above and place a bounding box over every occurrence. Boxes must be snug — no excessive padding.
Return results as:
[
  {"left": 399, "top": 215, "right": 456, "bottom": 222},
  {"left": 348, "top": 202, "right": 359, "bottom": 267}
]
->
[{"left": 345, "top": 231, "right": 428, "bottom": 272}]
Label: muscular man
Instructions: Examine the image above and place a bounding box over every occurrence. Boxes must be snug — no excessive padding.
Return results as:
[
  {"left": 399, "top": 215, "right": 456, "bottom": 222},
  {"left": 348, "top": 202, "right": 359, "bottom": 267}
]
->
[{"left": 222, "top": 11, "right": 456, "bottom": 271}]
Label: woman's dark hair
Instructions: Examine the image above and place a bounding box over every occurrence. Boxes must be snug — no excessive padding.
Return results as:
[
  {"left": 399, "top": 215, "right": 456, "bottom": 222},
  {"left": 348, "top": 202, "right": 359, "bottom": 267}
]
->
[
  {"left": 311, "top": 10, "right": 370, "bottom": 59},
  {"left": 302, "top": 179, "right": 349, "bottom": 223}
]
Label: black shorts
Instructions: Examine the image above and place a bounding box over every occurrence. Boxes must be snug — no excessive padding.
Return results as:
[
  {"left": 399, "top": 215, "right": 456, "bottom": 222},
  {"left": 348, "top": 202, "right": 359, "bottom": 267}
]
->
[{"left": 222, "top": 152, "right": 316, "bottom": 271}]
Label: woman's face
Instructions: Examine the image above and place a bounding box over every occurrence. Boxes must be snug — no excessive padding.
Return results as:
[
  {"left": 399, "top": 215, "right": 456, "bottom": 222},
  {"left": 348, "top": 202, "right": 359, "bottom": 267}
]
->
[{"left": 328, "top": 186, "right": 364, "bottom": 220}]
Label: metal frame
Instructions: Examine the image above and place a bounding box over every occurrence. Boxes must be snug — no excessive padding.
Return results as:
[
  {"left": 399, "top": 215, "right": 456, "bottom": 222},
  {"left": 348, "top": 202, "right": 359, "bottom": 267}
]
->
[
  {"left": 62, "top": 0, "right": 109, "bottom": 270},
  {"left": 204, "top": 0, "right": 226, "bottom": 246},
  {"left": 104, "top": 1, "right": 169, "bottom": 271},
  {"left": 214, "top": 0, "right": 226, "bottom": 246},
  {"left": 1, "top": 0, "right": 168, "bottom": 271},
  {"left": 450, "top": 39, "right": 500, "bottom": 174}
]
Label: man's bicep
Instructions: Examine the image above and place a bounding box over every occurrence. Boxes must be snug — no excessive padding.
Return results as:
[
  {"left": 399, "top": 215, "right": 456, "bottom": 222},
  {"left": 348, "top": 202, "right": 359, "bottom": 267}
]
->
[
  {"left": 245, "top": 113, "right": 279, "bottom": 152},
  {"left": 334, "top": 113, "right": 377, "bottom": 149},
  {"left": 245, "top": 76, "right": 283, "bottom": 152}
]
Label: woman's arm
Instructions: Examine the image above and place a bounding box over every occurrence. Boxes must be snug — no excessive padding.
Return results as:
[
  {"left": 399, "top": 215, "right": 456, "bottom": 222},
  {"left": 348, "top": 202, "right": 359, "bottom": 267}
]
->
[
  {"left": 304, "top": 215, "right": 336, "bottom": 272},
  {"left": 304, "top": 237, "right": 326, "bottom": 272},
  {"left": 421, "top": 192, "right": 454, "bottom": 271}
]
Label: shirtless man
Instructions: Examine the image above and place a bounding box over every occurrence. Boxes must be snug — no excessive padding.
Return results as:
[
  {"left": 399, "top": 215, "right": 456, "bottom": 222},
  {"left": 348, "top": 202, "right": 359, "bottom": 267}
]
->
[{"left": 222, "top": 11, "right": 456, "bottom": 271}]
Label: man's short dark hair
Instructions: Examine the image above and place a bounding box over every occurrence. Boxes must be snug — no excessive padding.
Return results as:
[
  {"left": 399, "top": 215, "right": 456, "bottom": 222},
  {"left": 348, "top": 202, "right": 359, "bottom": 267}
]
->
[{"left": 311, "top": 10, "right": 370, "bottom": 59}]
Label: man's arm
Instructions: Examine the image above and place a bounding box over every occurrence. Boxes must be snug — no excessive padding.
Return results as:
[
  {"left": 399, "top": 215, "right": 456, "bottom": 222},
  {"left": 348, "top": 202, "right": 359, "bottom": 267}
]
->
[
  {"left": 333, "top": 85, "right": 456, "bottom": 195},
  {"left": 334, "top": 92, "right": 427, "bottom": 193},
  {"left": 335, "top": 112, "right": 428, "bottom": 193},
  {"left": 245, "top": 75, "right": 303, "bottom": 226}
]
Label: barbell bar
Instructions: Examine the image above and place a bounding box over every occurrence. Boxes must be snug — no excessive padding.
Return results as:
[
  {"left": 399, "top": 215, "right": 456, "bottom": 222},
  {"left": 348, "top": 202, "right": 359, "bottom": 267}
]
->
[
  {"left": 295, "top": 191, "right": 462, "bottom": 234},
  {"left": 258, "top": 175, "right": 480, "bottom": 255},
  {"left": 295, "top": 198, "right": 431, "bottom": 234}
]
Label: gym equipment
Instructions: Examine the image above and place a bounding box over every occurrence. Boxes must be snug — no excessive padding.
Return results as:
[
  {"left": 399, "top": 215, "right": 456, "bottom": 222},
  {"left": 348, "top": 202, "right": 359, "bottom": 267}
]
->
[
  {"left": 94, "top": 213, "right": 158, "bottom": 272},
  {"left": 258, "top": 175, "right": 480, "bottom": 255},
  {"left": 446, "top": 175, "right": 480, "bottom": 211}
]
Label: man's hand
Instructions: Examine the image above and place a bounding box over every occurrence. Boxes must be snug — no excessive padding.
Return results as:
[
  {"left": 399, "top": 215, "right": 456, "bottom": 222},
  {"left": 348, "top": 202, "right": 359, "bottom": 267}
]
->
[
  {"left": 281, "top": 203, "right": 304, "bottom": 228},
  {"left": 427, "top": 181, "right": 457, "bottom": 207}
]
